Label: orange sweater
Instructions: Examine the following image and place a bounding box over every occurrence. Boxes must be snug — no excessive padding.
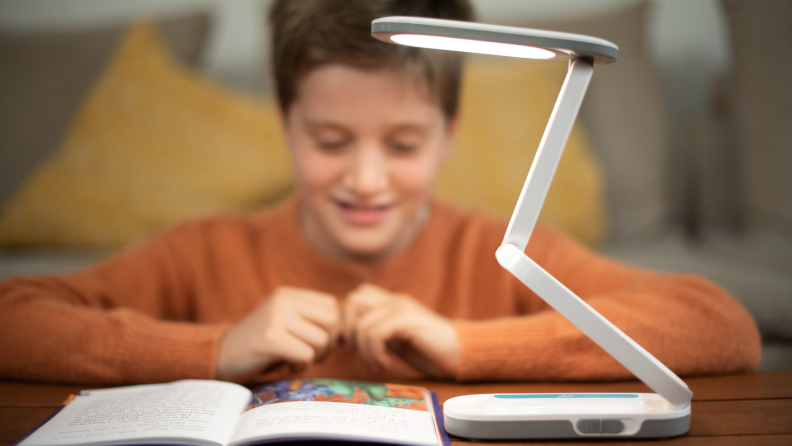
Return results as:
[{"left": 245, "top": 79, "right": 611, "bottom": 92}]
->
[{"left": 0, "top": 199, "right": 760, "bottom": 385}]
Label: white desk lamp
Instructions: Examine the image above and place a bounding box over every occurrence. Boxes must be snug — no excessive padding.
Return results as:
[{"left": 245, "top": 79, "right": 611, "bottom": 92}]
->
[{"left": 373, "top": 17, "right": 691, "bottom": 440}]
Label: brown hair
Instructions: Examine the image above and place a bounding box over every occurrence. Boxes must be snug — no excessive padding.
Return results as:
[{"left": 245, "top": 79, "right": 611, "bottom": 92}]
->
[{"left": 269, "top": 0, "right": 474, "bottom": 119}]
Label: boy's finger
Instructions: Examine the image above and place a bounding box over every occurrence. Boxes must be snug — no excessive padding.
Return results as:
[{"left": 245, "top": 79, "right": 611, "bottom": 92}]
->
[
  {"left": 347, "top": 284, "right": 393, "bottom": 307},
  {"left": 297, "top": 300, "right": 341, "bottom": 331},
  {"left": 356, "top": 305, "right": 400, "bottom": 372},
  {"left": 342, "top": 298, "right": 370, "bottom": 350},
  {"left": 274, "top": 331, "right": 317, "bottom": 372},
  {"left": 286, "top": 316, "right": 332, "bottom": 361},
  {"left": 288, "top": 288, "right": 340, "bottom": 311},
  {"left": 366, "top": 316, "right": 411, "bottom": 372},
  {"left": 343, "top": 284, "right": 398, "bottom": 348}
]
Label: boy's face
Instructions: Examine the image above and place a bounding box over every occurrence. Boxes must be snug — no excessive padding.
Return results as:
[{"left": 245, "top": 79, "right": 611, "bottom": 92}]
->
[{"left": 283, "top": 64, "right": 456, "bottom": 261}]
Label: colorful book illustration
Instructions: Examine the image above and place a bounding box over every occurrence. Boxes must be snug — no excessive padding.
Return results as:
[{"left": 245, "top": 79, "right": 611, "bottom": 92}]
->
[{"left": 15, "top": 378, "right": 450, "bottom": 446}]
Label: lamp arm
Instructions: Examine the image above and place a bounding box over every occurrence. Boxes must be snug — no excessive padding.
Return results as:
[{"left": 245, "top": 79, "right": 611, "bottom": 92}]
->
[
  {"left": 502, "top": 59, "right": 593, "bottom": 251},
  {"left": 496, "top": 244, "right": 693, "bottom": 408},
  {"left": 498, "top": 59, "right": 692, "bottom": 408}
]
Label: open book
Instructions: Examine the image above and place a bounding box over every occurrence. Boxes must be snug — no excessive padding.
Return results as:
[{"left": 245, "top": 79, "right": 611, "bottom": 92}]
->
[{"left": 16, "top": 378, "right": 450, "bottom": 446}]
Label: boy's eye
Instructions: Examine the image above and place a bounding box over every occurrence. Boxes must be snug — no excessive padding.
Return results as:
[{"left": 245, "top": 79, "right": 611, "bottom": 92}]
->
[
  {"left": 389, "top": 142, "right": 419, "bottom": 154},
  {"left": 316, "top": 139, "right": 350, "bottom": 151},
  {"left": 387, "top": 127, "right": 426, "bottom": 155},
  {"left": 306, "top": 123, "right": 352, "bottom": 152}
]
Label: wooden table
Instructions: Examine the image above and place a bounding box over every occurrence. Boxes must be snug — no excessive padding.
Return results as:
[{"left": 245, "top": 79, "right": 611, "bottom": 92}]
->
[{"left": 2, "top": 372, "right": 791, "bottom": 445}]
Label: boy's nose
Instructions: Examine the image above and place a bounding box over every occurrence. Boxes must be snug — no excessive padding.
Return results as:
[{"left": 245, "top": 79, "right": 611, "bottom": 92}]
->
[{"left": 343, "top": 146, "right": 389, "bottom": 196}]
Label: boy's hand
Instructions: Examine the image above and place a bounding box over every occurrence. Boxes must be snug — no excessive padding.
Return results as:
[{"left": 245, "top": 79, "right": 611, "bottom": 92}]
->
[
  {"left": 343, "top": 284, "right": 460, "bottom": 379},
  {"left": 216, "top": 286, "right": 341, "bottom": 382}
]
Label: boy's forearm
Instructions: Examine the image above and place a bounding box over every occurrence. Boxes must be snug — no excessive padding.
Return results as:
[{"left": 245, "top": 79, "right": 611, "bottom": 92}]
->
[
  {"left": 0, "top": 284, "right": 229, "bottom": 384},
  {"left": 454, "top": 274, "right": 761, "bottom": 382}
]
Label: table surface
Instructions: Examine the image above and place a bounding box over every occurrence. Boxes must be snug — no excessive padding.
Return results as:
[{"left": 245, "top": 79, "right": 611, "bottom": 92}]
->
[{"left": 2, "top": 371, "right": 791, "bottom": 446}]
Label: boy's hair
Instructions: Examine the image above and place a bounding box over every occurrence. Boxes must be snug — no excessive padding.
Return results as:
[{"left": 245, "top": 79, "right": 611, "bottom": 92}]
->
[{"left": 269, "top": 0, "right": 474, "bottom": 120}]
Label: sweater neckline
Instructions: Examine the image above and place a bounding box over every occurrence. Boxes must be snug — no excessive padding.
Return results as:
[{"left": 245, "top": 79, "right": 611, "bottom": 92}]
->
[{"left": 266, "top": 196, "right": 444, "bottom": 293}]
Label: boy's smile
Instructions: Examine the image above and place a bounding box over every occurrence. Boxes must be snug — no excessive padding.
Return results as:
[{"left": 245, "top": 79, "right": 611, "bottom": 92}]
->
[
  {"left": 283, "top": 64, "right": 456, "bottom": 262},
  {"left": 333, "top": 198, "right": 393, "bottom": 226}
]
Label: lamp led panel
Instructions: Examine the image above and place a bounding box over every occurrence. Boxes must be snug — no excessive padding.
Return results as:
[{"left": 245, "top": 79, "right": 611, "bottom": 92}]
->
[
  {"left": 390, "top": 34, "right": 556, "bottom": 59},
  {"left": 372, "top": 16, "right": 618, "bottom": 64}
]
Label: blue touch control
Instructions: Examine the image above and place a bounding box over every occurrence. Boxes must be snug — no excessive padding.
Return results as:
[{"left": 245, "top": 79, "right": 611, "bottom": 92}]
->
[{"left": 493, "top": 393, "right": 639, "bottom": 399}]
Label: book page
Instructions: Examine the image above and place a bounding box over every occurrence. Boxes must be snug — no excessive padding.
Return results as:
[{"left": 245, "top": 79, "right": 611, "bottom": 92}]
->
[
  {"left": 228, "top": 378, "right": 439, "bottom": 446},
  {"left": 19, "top": 380, "right": 251, "bottom": 446}
]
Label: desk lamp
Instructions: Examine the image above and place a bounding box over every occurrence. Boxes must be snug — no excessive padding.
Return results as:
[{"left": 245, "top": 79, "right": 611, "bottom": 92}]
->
[{"left": 373, "top": 17, "right": 691, "bottom": 440}]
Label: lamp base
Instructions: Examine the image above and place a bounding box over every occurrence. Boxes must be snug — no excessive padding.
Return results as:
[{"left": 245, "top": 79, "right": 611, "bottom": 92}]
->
[{"left": 443, "top": 393, "right": 690, "bottom": 439}]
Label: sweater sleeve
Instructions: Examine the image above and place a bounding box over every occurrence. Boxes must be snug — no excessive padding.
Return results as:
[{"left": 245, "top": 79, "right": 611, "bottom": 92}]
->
[
  {"left": 0, "top": 224, "right": 230, "bottom": 384},
  {"left": 454, "top": 226, "right": 762, "bottom": 382}
]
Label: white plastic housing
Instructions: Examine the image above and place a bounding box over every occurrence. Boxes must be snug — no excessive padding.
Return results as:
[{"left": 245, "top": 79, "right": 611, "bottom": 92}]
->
[{"left": 444, "top": 393, "right": 690, "bottom": 438}]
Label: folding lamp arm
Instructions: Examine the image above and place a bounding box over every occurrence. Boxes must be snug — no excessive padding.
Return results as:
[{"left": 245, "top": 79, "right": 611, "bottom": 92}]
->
[
  {"left": 497, "top": 245, "right": 693, "bottom": 408},
  {"left": 499, "top": 59, "right": 692, "bottom": 408},
  {"left": 502, "top": 59, "right": 592, "bottom": 250}
]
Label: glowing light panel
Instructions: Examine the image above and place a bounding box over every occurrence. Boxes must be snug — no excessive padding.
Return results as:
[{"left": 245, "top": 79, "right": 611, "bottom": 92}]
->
[{"left": 391, "top": 34, "right": 556, "bottom": 60}]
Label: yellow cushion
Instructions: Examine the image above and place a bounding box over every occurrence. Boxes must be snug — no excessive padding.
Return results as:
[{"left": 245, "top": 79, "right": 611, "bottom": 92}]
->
[
  {"left": 434, "top": 55, "right": 606, "bottom": 245},
  {"left": 0, "top": 23, "right": 292, "bottom": 247}
]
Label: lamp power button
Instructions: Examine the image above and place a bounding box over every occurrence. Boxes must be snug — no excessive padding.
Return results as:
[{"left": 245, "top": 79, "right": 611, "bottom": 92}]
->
[{"left": 577, "top": 418, "right": 625, "bottom": 434}]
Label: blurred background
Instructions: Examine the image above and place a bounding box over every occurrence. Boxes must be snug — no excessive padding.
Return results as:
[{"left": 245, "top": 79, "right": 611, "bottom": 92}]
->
[{"left": 0, "top": 0, "right": 790, "bottom": 370}]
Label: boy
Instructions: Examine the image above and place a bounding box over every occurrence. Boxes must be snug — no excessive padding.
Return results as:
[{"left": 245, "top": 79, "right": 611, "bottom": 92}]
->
[{"left": 0, "top": 0, "right": 760, "bottom": 385}]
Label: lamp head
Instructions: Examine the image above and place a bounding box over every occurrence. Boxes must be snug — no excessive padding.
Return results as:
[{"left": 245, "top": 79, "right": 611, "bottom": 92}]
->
[{"left": 372, "top": 16, "right": 617, "bottom": 64}]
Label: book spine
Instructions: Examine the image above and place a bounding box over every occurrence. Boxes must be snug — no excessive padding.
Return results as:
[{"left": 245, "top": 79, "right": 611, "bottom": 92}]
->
[{"left": 430, "top": 391, "right": 451, "bottom": 446}]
